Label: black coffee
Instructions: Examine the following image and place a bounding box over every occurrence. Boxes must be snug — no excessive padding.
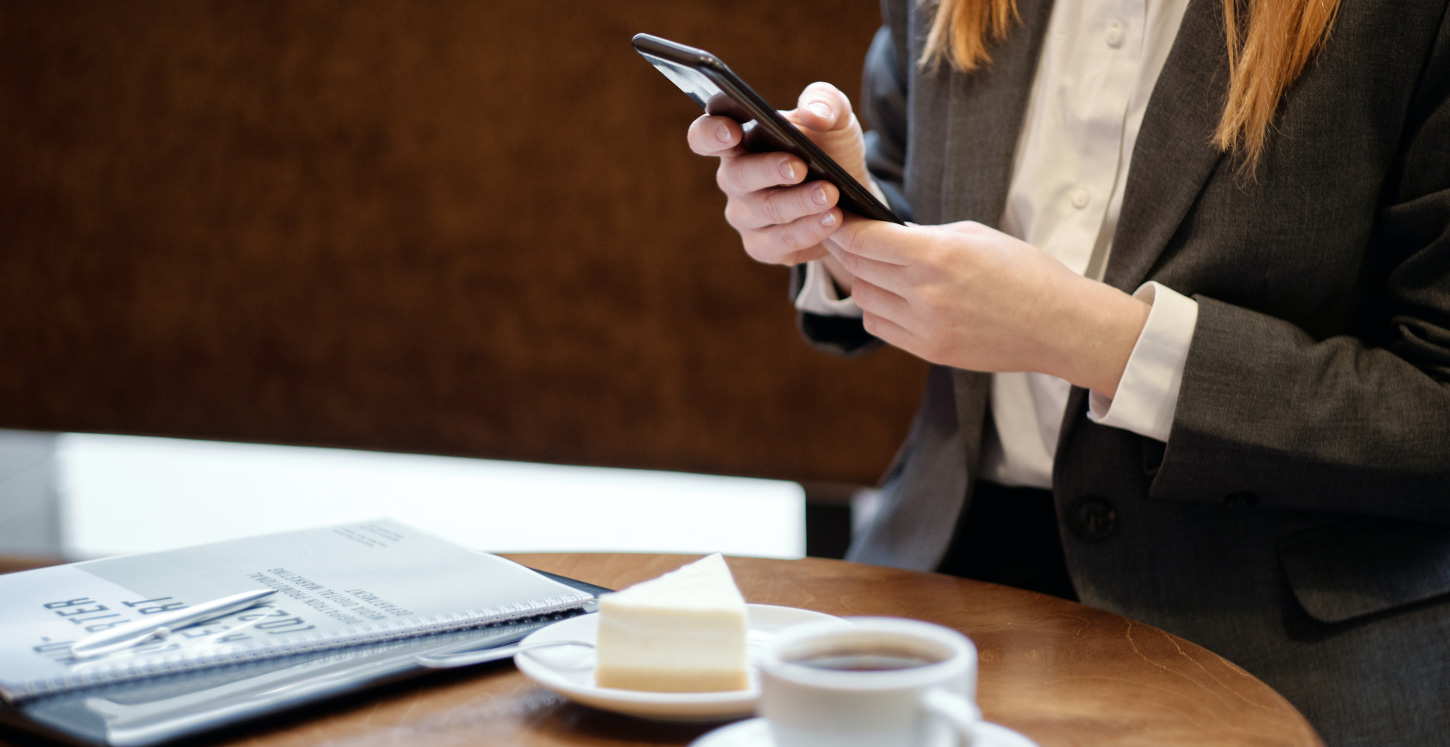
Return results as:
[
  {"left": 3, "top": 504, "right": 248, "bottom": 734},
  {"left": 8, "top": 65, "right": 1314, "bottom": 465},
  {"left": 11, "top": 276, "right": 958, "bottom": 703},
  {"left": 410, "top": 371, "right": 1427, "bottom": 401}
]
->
[{"left": 791, "top": 652, "right": 938, "bottom": 672}]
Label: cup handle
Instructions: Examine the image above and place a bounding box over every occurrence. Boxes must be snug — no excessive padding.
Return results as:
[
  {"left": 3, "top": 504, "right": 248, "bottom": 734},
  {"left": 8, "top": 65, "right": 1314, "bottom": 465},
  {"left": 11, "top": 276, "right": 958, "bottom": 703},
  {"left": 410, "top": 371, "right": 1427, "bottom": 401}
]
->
[{"left": 921, "top": 688, "right": 983, "bottom": 747}]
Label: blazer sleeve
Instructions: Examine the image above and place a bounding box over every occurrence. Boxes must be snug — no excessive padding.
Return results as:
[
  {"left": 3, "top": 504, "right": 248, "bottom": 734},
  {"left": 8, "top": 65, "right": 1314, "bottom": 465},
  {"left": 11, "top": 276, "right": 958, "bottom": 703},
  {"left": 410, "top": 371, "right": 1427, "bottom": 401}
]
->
[
  {"left": 1151, "top": 11, "right": 1450, "bottom": 523},
  {"left": 792, "top": 14, "right": 914, "bottom": 356}
]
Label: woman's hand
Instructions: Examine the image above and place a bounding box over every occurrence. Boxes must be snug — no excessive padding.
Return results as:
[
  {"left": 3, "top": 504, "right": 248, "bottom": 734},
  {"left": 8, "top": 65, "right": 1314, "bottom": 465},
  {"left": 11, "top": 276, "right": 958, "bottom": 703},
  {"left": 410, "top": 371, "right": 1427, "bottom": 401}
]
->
[
  {"left": 686, "top": 82, "right": 869, "bottom": 283},
  {"left": 825, "top": 217, "right": 1152, "bottom": 397}
]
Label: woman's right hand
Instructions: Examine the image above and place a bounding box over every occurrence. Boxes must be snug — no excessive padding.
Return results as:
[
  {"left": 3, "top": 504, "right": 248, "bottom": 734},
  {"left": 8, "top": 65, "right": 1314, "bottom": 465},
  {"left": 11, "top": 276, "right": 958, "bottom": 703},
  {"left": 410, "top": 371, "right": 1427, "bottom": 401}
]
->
[{"left": 686, "top": 82, "right": 872, "bottom": 280}]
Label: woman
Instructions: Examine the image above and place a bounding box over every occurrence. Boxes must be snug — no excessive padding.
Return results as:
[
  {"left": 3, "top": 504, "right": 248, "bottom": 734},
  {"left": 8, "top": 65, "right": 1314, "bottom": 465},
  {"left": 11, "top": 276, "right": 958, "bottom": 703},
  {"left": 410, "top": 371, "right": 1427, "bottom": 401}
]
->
[{"left": 687, "top": 0, "right": 1450, "bottom": 744}]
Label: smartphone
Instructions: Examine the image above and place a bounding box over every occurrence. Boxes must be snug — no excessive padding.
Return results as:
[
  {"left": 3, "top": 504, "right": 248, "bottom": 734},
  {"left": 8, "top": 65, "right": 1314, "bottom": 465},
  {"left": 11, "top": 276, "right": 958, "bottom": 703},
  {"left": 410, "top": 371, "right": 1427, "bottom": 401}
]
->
[{"left": 632, "top": 33, "right": 905, "bottom": 225}]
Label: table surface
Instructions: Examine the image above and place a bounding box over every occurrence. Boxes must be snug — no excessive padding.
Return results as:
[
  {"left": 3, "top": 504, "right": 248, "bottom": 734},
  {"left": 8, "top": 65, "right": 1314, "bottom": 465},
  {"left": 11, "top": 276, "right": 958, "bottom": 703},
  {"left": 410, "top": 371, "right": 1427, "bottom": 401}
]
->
[{"left": 0, "top": 553, "right": 1321, "bottom": 747}]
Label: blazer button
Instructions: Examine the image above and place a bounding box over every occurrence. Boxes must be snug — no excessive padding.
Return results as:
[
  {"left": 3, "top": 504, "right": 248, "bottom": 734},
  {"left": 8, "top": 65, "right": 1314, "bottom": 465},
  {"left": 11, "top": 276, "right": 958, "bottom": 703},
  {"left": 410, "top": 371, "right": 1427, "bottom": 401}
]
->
[
  {"left": 1224, "top": 491, "right": 1259, "bottom": 507},
  {"left": 1069, "top": 497, "right": 1117, "bottom": 541}
]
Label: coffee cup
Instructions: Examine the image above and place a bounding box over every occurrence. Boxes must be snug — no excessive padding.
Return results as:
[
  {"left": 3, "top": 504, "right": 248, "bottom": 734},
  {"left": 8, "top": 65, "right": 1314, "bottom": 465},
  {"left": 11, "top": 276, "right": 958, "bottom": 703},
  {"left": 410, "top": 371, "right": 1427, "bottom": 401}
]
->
[{"left": 758, "top": 617, "right": 981, "bottom": 747}]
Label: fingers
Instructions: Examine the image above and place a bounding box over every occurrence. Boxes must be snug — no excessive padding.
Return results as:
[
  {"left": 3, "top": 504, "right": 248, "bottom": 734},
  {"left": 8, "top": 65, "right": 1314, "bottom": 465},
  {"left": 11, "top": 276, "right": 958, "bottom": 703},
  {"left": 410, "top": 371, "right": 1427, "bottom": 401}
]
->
[
  {"left": 860, "top": 306, "right": 923, "bottom": 354},
  {"left": 686, "top": 85, "right": 862, "bottom": 268},
  {"left": 794, "top": 82, "right": 856, "bottom": 133},
  {"left": 716, "top": 150, "right": 809, "bottom": 197},
  {"left": 851, "top": 276, "right": 912, "bottom": 322},
  {"left": 726, "top": 180, "right": 839, "bottom": 230},
  {"left": 854, "top": 277, "right": 926, "bottom": 357},
  {"left": 823, "top": 238, "right": 911, "bottom": 296},
  {"left": 687, "top": 115, "right": 745, "bottom": 156},
  {"left": 741, "top": 209, "right": 843, "bottom": 264},
  {"left": 827, "top": 213, "right": 915, "bottom": 264}
]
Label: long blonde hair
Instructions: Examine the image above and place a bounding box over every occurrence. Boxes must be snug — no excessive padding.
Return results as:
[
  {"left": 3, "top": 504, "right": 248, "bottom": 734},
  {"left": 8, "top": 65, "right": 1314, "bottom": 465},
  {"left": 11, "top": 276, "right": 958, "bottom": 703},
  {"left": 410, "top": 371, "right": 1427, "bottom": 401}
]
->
[{"left": 919, "top": 0, "right": 1341, "bottom": 170}]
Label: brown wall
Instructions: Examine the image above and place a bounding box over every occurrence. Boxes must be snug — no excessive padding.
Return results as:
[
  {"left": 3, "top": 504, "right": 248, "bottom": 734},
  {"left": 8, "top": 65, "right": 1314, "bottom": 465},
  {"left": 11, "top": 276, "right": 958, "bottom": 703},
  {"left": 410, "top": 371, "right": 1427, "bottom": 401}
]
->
[{"left": 0, "top": 1, "right": 927, "bottom": 485}]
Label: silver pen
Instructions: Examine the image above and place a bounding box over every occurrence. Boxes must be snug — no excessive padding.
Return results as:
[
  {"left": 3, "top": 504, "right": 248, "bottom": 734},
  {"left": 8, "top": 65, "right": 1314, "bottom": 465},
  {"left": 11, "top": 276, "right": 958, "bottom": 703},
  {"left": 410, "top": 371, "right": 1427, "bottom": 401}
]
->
[{"left": 70, "top": 589, "right": 278, "bottom": 659}]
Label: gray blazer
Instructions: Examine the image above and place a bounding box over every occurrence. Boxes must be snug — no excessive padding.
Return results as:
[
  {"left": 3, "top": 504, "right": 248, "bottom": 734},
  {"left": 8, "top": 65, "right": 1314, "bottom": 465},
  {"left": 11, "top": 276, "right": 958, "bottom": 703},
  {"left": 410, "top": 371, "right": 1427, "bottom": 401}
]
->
[{"left": 797, "top": 0, "right": 1450, "bottom": 743}]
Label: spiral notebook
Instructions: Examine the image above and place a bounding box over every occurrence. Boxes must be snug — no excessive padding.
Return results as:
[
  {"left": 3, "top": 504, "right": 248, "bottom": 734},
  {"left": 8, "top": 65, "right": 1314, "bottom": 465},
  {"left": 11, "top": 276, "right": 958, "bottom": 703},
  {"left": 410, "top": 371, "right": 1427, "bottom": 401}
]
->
[{"left": 0, "top": 519, "right": 595, "bottom": 703}]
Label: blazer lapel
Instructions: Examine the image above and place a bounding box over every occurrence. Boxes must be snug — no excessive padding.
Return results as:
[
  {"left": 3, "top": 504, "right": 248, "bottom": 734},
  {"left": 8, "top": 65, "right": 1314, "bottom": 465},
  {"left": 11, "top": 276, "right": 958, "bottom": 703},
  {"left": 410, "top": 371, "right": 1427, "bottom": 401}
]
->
[
  {"left": 1102, "top": 0, "right": 1231, "bottom": 293},
  {"left": 935, "top": 0, "right": 1056, "bottom": 226},
  {"left": 1058, "top": 0, "right": 1231, "bottom": 465}
]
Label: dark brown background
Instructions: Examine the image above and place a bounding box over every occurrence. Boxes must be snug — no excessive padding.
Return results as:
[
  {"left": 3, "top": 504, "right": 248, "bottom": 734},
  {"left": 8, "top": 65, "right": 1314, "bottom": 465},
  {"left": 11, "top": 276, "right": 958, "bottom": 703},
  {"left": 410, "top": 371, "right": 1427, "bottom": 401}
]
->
[{"left": 0, "top": 1, "right": 926, "bottom": 485}]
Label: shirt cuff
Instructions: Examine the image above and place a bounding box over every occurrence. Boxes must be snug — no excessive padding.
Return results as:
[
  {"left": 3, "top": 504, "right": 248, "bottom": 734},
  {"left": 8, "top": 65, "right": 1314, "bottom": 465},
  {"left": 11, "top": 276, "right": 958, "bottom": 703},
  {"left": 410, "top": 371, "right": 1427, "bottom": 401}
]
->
[
  {"left": 1087, "top": 281, "right": 1199, "bottom": 443},
  {"left": 793, "top": 260, "right": 863, "bottom": 318}
]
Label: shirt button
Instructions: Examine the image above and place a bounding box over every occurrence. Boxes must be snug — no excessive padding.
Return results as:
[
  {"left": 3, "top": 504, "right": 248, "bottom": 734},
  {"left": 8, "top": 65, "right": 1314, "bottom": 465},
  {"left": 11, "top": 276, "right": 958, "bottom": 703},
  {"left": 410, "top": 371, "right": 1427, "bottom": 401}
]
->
[
  {"left": 1106, "top": 20, "right": 1126, "bottom": 48},
  {"left": 1070, "top": 187, "right": 1090, "bottom": 209}
]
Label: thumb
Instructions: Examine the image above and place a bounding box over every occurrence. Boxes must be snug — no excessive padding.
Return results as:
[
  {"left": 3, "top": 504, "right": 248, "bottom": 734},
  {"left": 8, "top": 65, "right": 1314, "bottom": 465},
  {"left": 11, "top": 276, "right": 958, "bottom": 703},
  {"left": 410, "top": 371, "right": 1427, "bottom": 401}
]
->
[{"left": 793, "top": 82, "right": 855, "bottom": 133}]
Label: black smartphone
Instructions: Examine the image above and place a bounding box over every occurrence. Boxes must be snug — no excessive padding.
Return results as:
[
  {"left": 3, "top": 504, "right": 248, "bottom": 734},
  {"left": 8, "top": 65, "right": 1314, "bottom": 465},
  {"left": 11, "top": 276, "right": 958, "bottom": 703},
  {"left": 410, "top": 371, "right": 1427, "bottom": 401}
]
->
[{"left": 632, "top": 33, "right": 905, "bottom": 225}]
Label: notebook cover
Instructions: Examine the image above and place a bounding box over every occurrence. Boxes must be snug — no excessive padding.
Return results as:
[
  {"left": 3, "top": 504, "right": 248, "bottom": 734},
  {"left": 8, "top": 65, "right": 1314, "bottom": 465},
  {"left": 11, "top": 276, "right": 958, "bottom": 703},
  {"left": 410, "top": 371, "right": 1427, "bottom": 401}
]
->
[
  {"left": 0, "top": 570, "right": 608, "bottom": 747},
  {"left": 0, "top": 521, "right": 594, "bottom": 702}
]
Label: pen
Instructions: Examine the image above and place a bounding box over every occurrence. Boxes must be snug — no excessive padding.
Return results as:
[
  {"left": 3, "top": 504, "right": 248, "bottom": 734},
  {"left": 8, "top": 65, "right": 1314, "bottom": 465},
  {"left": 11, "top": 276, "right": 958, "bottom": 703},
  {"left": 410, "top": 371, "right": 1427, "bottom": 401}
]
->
[{"left": 70, "top": 588, "right": 278, "bottom": 659}]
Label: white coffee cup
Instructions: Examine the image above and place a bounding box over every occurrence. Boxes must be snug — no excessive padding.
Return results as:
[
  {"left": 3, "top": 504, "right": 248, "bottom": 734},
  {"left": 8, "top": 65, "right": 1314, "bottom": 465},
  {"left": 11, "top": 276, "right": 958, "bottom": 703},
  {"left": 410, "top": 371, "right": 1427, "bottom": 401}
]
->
[{"left": 758, "top": 617, "right": 982, "bottom": 747}]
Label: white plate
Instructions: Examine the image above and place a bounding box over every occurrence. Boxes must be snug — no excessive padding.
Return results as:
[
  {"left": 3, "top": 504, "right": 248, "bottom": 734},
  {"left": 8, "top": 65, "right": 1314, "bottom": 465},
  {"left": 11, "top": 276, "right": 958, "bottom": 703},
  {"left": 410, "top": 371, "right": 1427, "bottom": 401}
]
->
[
  {"left": 690, "top": 716, "right": 1039, "bottom": 747},
  {"left": 513, "top": 604, "right": 846, "bottom": 721}
]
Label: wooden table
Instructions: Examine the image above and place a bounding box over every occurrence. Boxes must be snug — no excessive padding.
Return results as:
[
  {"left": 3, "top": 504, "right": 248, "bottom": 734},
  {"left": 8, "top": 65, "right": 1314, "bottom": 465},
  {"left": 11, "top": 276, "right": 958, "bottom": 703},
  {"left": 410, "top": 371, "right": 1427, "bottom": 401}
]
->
[{"left": 0, "top": 553, "right": 1321, "bottom": 747}]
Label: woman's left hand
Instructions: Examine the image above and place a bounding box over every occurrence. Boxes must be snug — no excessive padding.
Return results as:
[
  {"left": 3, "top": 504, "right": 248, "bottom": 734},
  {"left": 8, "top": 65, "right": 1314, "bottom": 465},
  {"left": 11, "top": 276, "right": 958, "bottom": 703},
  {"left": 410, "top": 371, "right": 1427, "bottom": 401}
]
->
[{"left": 825, "top": 216, "right": 1151, "bottom": 398}]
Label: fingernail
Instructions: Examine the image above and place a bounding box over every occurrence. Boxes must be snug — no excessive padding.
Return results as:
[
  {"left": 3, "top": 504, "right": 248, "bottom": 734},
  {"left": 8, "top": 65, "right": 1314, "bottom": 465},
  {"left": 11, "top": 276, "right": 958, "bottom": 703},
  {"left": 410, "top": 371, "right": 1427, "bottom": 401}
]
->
[
  {"left": 715, "top": 122, "right": 731, "bottom": 143},
  {"left": 780, "top": 161, "right": 796, "bottom": 181},
  {"left": 809, "top": 102, "right": 832, "bottom": 119},
  {"left": 813, "top": 185, "right": 828, "bottom": 205},
  {"left": 820, "top": 211, "right": 837, "bottom": 227}
]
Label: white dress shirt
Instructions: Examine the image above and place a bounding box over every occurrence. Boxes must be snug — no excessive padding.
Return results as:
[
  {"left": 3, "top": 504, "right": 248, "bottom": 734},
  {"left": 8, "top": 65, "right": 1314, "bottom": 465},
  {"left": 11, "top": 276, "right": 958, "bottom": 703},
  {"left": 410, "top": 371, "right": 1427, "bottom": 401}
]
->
[{"left": 797, "top": 0, "right": 1197, "bottom": 489}]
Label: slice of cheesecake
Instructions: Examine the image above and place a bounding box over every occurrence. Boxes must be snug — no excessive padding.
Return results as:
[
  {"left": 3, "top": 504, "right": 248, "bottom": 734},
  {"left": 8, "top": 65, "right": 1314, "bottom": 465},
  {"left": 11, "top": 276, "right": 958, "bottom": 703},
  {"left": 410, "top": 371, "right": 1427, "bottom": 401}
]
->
[{"left": 594, "top": 553, "right": 750, "bottom": 692}]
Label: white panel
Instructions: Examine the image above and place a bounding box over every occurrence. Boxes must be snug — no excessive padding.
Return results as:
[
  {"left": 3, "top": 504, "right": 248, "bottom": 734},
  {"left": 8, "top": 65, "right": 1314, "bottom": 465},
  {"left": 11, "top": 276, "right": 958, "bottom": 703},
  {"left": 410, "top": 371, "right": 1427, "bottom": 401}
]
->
[
  {"left": 56, "top": 434, "right": 805, "bottom": 559},
  {"left": 0, "top": 430, "right": 61, "bottom": 554}
]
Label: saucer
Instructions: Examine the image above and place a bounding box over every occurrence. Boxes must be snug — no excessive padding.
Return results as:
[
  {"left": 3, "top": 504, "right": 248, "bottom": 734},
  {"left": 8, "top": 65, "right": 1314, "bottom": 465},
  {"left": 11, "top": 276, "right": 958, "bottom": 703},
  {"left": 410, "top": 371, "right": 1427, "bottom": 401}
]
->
[
  {"left": 514, "top": 604, "right": 847, "bottom": 721},
  {"left": 690, "top": 717, "right": 1039, "bottom": 747}
]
